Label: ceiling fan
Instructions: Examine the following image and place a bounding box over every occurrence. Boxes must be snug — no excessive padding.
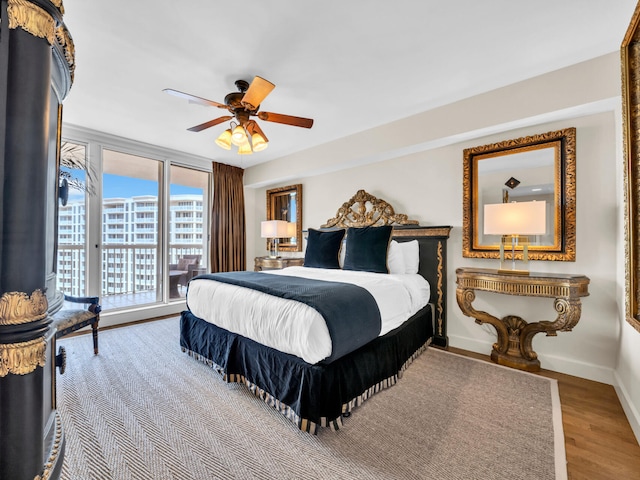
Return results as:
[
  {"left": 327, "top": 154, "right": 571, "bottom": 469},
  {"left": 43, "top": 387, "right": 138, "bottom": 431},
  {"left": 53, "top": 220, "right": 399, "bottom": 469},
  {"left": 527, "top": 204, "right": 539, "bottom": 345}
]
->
[{"left": 164, "top": 76, "right": 314, "bottom": 155}]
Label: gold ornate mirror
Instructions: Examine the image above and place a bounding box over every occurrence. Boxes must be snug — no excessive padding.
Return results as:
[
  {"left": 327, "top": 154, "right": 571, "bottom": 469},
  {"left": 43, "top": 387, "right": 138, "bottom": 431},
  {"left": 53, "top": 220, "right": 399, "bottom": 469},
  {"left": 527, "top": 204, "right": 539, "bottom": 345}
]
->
[
  {"left": 266, "top": 184, "right": 303, "bottom": 252},
  {"left": 622, "top": 3, "right": 640, "bottom": 332},
  {"left": 462, "top": 128, "right": 576, "bottom": 261}
]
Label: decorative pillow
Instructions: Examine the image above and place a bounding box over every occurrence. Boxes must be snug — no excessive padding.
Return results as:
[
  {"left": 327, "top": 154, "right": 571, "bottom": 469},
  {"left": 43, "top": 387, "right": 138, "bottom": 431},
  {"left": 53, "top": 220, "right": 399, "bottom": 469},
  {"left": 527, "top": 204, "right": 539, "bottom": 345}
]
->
[
  {"left": 387, "top": 240, "right": 406, "bottom": 274},
  {"left": 304, "top": 229, "right": 346, "bottom": 269},
  {"left": 397, "top": 240, "right": 420, "bottom": 274},
  {"left": 343, "top": 225, "right": 393, "bottom": 273}
]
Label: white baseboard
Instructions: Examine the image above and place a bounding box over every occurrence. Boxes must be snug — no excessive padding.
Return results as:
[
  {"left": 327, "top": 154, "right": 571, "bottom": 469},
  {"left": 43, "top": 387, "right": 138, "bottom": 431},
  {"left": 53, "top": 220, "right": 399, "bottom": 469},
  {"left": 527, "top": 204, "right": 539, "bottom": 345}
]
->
[
  {"left": 448, "top": 334, "right": 615, "bottom": 385},
  {"left": 613, "top": 371, "right": 640, "bottom": 444},
  {"left": 100, "top": 302, "right": 185, "bottom": 329}
]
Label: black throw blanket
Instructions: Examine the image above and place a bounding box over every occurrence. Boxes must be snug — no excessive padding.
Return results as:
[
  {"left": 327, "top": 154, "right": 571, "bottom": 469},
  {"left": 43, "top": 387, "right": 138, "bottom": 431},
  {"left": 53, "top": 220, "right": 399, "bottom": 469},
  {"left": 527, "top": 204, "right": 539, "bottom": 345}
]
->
[{"left": 191, "top": 272, "right": 382, "bottom": 363}]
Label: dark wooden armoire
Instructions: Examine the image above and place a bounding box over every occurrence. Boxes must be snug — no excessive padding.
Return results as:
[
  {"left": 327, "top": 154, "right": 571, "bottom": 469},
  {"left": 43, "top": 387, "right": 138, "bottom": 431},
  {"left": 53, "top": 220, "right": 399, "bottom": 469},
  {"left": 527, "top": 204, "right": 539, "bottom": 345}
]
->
[{"left": 0, "top": 0, "right": 74, "bottom": 478}]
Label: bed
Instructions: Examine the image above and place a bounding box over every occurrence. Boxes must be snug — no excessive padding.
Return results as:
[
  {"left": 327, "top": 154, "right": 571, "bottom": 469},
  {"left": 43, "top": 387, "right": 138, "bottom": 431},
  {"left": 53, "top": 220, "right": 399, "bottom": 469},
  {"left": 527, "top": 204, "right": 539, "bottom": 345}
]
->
[{"left": 180, "top": 190, "right": 451, "bottom": 433}]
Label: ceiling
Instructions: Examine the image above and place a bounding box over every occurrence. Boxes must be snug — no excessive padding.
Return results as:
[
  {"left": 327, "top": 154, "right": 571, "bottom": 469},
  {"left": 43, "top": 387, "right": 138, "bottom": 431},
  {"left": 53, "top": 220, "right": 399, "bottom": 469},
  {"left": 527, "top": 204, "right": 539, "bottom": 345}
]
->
[{"left": 61, "top": 1, "right": 638, "bottom": 169}]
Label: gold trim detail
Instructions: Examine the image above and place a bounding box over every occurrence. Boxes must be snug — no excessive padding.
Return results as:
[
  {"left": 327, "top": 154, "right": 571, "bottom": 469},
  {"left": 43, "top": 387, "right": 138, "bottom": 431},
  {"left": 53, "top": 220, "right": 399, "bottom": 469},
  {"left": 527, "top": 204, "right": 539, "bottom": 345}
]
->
[
  {"left": 0, "top": 337, "right": 47, "bottom": 377},
  {"left": 8, "top": 0, "right": 56, "bottom": 45},
  {"left": 621, "top": 2, "right": 640, "bottom": 332},
  {"left": 321, "top": 189, "right": 419, "bottom": 228},
  {"left": 455, "top": 269, "right": 589, "bottom": 299},
  {"left": 392, "top": 227, "right": 452, "bottom": 238},
  {"left": 0, "top": 290, "right": 48, "bottom": 326},
  {"left": 55, "top": 24, "right": 76, "bottom": 83},
  {"left": 436, "top": 241, "right": 444, "bottom": 337},
  {"left": 50, "top": 0, "right": 64, "bottom": 14},
  {"left": 35, "top": 411, "right": 64, "bottom": 480}
]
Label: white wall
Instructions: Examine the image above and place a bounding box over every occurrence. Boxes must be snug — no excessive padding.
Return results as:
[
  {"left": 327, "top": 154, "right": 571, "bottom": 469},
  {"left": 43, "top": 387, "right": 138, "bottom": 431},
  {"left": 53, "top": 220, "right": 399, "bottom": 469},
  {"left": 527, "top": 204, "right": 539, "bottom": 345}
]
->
[{"left": 245, "top": 52, "right": 640, "bottom": 440}]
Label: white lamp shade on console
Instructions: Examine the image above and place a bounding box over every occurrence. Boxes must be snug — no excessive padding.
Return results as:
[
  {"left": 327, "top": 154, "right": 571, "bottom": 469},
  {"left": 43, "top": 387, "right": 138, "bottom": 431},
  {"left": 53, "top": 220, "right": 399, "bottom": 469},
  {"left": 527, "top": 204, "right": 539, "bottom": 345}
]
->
[
  {"left": 484, "top": 201, "right": 546, "bottom": 236},
  {"left": 483, "top": 201, "right": 546, "bottom": 274}
]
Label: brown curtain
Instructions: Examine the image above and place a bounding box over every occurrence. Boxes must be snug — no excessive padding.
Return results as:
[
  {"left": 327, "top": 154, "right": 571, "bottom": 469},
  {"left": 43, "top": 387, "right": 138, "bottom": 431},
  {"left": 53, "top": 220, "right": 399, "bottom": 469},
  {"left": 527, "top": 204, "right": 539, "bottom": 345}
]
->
[{"left": 210, "top": 162, "right": 246, "bottom": 272}]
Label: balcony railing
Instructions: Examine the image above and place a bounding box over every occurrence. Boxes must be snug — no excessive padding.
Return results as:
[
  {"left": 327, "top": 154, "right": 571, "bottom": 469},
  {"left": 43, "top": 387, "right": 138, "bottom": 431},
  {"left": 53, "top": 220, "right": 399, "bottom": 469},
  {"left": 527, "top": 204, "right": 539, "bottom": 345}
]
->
[{"left": 56, "top": 243, "right": 204, "bottom": 308}]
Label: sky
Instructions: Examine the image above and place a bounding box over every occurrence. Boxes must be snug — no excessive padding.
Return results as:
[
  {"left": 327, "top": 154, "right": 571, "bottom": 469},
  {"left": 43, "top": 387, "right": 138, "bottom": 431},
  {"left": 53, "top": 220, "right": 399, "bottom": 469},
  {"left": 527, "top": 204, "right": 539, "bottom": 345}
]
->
[
  {"left": 63, "top": 168, "right": 201, "bottom": 202},
  {"left": 103, "top": 174, "right": 200, "bottom": 198}
]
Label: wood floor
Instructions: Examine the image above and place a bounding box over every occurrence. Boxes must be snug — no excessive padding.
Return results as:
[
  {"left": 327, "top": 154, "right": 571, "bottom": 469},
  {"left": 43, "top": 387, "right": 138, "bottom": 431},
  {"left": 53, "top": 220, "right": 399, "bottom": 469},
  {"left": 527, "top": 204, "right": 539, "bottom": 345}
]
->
[{"left": 449, "top": 347, "right": 640, "bottom": 480}]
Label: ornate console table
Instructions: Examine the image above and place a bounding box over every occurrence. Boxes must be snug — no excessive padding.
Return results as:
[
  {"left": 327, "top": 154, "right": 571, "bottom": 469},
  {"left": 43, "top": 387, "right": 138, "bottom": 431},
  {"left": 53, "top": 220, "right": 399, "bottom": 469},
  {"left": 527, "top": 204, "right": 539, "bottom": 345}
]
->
[{"left": 455, "top": 267, "right": 590, "bottom": 372}]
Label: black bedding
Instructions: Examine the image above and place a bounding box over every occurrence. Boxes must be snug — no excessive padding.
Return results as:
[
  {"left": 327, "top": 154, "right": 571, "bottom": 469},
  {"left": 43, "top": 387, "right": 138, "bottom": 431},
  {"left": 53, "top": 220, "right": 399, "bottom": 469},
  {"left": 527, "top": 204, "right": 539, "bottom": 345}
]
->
[
  {"left": 193, "top": 271, "right": 382, "bottom": 363},
  {"left": 180, "top": 303, "right": 433, "bottom": 433}
]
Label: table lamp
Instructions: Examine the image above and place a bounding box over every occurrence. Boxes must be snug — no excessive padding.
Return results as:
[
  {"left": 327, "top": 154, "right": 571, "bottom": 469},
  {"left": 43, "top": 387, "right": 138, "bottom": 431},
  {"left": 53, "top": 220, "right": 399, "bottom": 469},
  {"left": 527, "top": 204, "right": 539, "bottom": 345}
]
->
[
  {"left": 261, "top": 220, "right": 289, "bottom": 258},
  {"left": 483, "top": 200, "right": 546, "bottom": 274}
]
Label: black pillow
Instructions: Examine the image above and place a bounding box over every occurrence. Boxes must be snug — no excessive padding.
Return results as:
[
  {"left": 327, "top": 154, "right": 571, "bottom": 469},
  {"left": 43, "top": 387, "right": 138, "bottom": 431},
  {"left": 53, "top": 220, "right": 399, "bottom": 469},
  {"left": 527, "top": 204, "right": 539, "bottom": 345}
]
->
[
  {"left": 343, "top": 225, "right": 393, "bottom": 273},
  {"left": 304, "top": 228, "right": 346, "bottom": 269}
]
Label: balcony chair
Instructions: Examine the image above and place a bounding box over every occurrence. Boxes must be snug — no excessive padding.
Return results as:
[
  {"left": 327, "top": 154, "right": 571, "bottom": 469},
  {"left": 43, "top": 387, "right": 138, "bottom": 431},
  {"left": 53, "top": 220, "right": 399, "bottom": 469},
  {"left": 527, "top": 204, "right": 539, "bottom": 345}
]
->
[
  {"left": 51, "top": 295, "right": 101, "bottom": 357},
  {"left": 169, "top": 254, "right": 201, "bottom": 298}
]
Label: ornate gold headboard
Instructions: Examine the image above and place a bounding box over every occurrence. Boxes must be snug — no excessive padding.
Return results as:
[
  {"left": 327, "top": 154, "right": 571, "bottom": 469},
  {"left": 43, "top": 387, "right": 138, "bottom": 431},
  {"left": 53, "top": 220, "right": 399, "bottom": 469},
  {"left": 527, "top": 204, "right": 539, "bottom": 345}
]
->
[{"left": 321, "top": 189, "right": 419, "bottom": 228}]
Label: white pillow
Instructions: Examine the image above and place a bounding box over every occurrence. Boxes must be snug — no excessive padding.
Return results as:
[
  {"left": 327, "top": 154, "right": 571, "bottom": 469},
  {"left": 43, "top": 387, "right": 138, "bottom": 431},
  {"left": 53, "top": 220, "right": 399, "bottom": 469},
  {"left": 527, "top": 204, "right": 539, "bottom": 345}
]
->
[
  {"left": 387, "top": 240, "right": 406, "bottom": 274},
  {"left": 398, "top": 240, "right": 419, "bottom": 274},
  {"left": 339, "top": 239, "right": 346, "bottom": 268}
]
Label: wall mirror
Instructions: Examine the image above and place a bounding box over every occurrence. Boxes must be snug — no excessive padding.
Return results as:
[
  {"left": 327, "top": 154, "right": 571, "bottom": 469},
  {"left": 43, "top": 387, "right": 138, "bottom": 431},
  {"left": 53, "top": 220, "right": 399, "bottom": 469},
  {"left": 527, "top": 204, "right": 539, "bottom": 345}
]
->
[
  {"left": 266, "top": 184, "right": 303, "bottom": 252},
  {"left": 622, "top": 3, "right": 640, "bottom": 332},
  {"left": 462, "top": 128, "right": 576, "bottom": 261}
]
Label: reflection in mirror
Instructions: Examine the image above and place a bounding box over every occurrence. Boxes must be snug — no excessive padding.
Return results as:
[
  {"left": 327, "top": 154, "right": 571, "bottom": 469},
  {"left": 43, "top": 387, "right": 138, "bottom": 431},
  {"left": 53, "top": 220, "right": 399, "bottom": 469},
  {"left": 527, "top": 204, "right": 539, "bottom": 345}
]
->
[
  {"left": 476, "top": 144, "right": 557, "bottom": 249},
  {"left": 462, "top": 128, "right": 576, "bottom": 261},
  {"left": 266, "top": 184, "right": 303, "bottom": 252}
]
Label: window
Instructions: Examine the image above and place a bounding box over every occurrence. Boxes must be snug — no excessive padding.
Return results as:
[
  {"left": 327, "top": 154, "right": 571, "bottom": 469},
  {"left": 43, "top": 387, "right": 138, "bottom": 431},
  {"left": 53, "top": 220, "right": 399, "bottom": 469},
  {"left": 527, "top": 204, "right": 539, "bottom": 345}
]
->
[
  {"left": 56, "top": 141, "right": 88, "bottom": 297},
  {"left": 59, "top": 130, "right": 210, "bottom": 314}
]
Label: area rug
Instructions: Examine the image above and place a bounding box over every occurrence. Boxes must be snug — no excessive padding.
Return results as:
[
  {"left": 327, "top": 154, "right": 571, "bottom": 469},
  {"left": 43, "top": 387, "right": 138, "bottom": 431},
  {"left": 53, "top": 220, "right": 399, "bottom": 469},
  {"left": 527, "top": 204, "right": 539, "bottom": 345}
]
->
[{"left": 57, "top": 317, "right": 566, "bottom": 480}]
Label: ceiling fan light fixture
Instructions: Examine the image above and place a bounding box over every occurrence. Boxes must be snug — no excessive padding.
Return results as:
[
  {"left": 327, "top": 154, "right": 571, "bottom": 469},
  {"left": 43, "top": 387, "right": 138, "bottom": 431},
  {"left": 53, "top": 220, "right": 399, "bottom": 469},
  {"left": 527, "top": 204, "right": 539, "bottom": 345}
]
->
[
  {"left": 251, "top": 132, "right": 268, "bottom": 152},
  {"left": 215, "top": 128, "right": 232, "bottom": 150},
  {"left": 165, "top": 76, "right": 313, "bottom": 155},
  {"left": 231, "top": 124, "right": 248, "bottom": 146},
  {"left": 237, "top": 142, "right": 253, "bottom": 155}
]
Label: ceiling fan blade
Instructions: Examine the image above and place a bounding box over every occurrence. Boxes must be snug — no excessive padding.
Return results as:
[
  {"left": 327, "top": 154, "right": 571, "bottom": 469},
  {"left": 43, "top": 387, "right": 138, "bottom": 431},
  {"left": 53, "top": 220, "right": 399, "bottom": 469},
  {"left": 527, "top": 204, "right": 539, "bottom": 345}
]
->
[
  {"left": 163, "top": 88, "right": 228, "bottom": 109},
  {"left": 241, "top": 76, "right": 275, "bottom": 110},
  {"left": 187, "top": 116, "right": 233, "bottom": 132},
  {"left": 257, "top": 111, "right": 314, "bottom": 128}
]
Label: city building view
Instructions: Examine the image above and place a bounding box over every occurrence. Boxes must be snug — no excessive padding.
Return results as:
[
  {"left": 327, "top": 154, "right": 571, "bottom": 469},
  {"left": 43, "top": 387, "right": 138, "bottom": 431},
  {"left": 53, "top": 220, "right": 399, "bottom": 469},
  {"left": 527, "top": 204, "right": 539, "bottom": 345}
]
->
[{"left": 57, "top": 194, "right": 205, "bottom": 309}]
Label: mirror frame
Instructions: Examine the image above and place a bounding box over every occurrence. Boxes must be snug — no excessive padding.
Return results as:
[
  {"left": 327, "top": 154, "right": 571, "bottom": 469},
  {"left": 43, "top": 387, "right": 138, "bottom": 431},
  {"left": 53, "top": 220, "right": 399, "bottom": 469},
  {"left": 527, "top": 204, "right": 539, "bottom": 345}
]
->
[
  {"left": 622, "top": 3, "right": 640, "bottom": 332},
  {"left": 266, "top": 184, "right": 303, "bottom": 252},
  {"left": 462, "top": 128, "right": 576, "bottom": 261}
]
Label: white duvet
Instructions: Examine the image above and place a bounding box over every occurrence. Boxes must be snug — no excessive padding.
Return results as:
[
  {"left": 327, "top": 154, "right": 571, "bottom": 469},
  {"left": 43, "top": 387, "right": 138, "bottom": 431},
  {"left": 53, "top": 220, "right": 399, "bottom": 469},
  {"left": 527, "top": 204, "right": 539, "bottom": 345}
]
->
[{"left": 186, "top": 266, "right": 431, "bottom": 364}]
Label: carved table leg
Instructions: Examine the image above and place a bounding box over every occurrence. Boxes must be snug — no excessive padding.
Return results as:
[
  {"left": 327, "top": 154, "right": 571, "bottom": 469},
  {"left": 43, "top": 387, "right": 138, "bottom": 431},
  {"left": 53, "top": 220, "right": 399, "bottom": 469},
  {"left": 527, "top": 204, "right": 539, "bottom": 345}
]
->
[
  {"left": 519, "top": 298, "right": 582, "bottom": 364},
  {"left": 455, "top": 286, "right": 570, "bottom": 372}
]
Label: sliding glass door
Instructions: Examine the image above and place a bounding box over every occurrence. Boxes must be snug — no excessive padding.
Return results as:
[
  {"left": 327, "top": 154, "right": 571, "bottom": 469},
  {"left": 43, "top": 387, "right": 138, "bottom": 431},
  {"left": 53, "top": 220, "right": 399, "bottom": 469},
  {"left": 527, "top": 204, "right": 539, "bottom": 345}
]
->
[
  {"left": 102, "top": 149, "right": 162, "bottom": 310},
  {"left": 58, "top": 132, "right": 211, "bottom": 315},
  {"left": 168, "top": 165, "right": 209, "bottom": 299}
]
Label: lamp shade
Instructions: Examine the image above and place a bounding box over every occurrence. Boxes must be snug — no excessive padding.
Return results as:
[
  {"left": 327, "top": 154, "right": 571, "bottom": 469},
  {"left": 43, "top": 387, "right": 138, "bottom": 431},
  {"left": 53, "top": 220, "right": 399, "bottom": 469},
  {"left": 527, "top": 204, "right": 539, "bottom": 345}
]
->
[
  {"left": 251, "top": 132, "right": 268, "bottom": 152},
  {"left": 231, "top": 124, "right": 248, "bottom": 146},
  {"left": 286, "top": 222, "right": 297, "bottom": 237},
  {"left": 237, "top": 142, "right": 253, "bottom": 155},
  {"left": 261, "top": 220, "right": 289, "bottom": 238},
  {"left": 215, "top": 129, "right": 232, "bottom": 150},
  {"left": 484, "top": 201, "right": 546, "bottom": 236}
]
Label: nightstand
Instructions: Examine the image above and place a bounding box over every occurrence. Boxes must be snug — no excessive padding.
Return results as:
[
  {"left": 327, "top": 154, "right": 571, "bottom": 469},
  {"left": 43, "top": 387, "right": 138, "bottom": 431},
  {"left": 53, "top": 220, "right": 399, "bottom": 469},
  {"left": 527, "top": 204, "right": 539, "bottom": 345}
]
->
[{"left": 254, "top": 256, "right": 304, "bottom": 271}]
